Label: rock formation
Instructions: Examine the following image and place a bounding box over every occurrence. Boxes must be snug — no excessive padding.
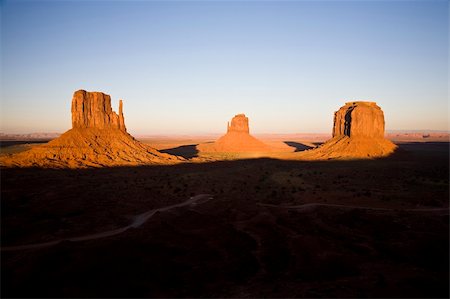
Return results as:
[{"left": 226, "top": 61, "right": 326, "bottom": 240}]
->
[
  {"left": 198, "top": 114, "right": 275, "bottom": 153},
  {"left": 71, "top": 90, "right": 126, "bottom": 131},
  {"left": 299, "top": 101, "right": 397, "bottom": 159},
  {"left": 332, "top": 102, "right": 384, "bottom": 138},
  {"left": 227, "top": 114, "right": 249, "bottom": 133},
  {"left": 0, "top": 90, "right": 181, "bottom": 168}
]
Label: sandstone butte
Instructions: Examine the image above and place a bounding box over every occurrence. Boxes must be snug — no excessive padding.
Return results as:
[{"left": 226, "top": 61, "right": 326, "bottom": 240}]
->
[
  {"left": 0, "top": 90, "right": 181, "bottom": 168},
  {"left": 198, "top": 114, "right": 277, "bottom": 153},
  {"left": 298, "top": 101, "right": 397, "bottom": 159}
]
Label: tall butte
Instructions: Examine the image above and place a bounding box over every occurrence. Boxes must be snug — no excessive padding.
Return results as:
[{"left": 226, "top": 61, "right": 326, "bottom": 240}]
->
[
  {"left": 0, "top": 90, "right": 180, "bottom": 168},
  {"left": 300, "top": 101, "right": 397, "bottom": 159},
  {"left": 198, "top": 114, "right": 274, "bottom": 153},
  {"left": 71, "top": 90, "right": 126, "bottom": 131}
]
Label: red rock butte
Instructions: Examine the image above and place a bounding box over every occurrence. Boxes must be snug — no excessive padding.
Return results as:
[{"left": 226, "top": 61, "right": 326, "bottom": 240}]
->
[
  {"left": 198, "top": 114, "right": 275, "bottom": 153},
  {"left": 72, "top": 90, "right": 126, "bottom": 131},
  {"left": 299, "top": 101, "right": 397, "bottom": 159},
  {"left": 333, "top": 102, "right": 385, "bottom": 138},
  {"left": 0, "top": 90, "right": 180, "bottom": 168},
  {"left": 227, "top": 114, "right": 249, "bottom": 133}
]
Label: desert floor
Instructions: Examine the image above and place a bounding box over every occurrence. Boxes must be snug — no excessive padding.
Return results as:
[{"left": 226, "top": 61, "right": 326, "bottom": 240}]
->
[{"left": 1, "top": 138, "right": 449, "bottom": 297}]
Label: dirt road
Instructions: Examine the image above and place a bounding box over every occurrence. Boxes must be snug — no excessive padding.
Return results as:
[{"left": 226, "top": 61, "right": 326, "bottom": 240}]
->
[{"left": 1, "top": 194, "right": 213, "bottom": 252}]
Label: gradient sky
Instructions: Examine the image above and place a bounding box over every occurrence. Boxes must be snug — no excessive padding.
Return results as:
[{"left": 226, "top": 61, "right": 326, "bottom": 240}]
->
[{"left": 1, "top": 0, "right": 448, "bottom": 135}]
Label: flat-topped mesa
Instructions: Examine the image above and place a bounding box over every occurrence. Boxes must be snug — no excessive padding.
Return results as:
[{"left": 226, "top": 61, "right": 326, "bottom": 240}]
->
[
  {"left": 71, "top": 90, "right": 126, "bottom": 132},
  {"left": 332, "top": 101, "right": 384, "bottom": 138},
  {"left": 227, "top": 114, "right": 250, "bottom": 133}
]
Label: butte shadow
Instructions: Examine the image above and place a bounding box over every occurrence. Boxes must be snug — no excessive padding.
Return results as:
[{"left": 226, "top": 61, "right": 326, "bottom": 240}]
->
[
  {"left": 283, "top": 141, "right": 315, "bottom": 152},
  {"left": 160, "top": 144, "right": 199, "bottom": 159}
]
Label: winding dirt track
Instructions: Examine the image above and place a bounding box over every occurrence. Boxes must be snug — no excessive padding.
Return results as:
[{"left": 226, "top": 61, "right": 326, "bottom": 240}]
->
[
  {"left": 1, "top": 194, "right": 213, "bottom": 252},
  {"left": 3, "top": 196, "right": 447, "bottom": 252},
  {"left": 258, "top": 202, "right": 449, "bottom": 213}
]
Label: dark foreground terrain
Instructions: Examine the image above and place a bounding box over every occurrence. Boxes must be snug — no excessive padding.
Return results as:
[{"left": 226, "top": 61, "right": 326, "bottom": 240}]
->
[{"left": 1, "top": 143, "right": 449, "bottom": 298}]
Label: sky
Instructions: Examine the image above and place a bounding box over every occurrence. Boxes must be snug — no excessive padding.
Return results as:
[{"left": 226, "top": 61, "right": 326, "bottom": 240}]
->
[{"left": 1, "top": 0, "right": 448, "bottom": 135}]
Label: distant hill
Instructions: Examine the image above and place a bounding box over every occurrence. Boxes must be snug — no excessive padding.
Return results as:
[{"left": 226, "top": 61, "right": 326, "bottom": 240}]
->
[{"left": 386, "top": 129, "right": 449, "bottom": 134}]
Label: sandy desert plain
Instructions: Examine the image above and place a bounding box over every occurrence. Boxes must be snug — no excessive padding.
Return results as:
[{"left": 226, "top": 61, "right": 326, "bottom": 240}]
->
[{"left": 1, "top": 92, "right": 449, "bottom": 298}]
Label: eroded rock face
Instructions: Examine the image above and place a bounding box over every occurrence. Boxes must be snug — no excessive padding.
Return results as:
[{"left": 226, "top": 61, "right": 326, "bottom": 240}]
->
[
  {"left": 227, "top": 114, "right": 249, "bottom": 133},
  {"left": 333, "top": 102, "right": 384, "bottom": 138},
  {"left": 71, "top": 90, "right": 126, "bottom": 132}
]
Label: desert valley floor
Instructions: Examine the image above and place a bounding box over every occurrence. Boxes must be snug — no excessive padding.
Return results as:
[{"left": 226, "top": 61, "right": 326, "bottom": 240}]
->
[{"left": 1, "top": 138, "right": 449, "bottom": 298}]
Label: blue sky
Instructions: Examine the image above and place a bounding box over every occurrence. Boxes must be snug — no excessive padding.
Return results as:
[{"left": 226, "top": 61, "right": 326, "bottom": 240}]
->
[{"left": 1, "top": 0, "right": 448, "bottom": 134}]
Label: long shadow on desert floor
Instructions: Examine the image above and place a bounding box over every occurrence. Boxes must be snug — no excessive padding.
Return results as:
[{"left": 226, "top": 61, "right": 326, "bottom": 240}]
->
[
  {"left": 283, "top": 141, "right": 314, "bottom": 152},
  {"left": 160, "top": 144, "right": 199, "bottom": 159},
  {"left": 1, "top": 142, "right": 449, "bottom": 298},
  {"left": 0, "top": 140, "right": 51, "bottom": 148}
]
